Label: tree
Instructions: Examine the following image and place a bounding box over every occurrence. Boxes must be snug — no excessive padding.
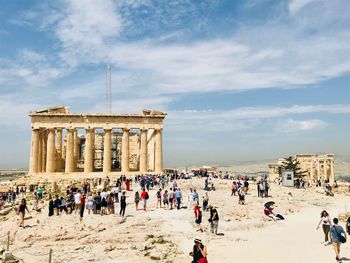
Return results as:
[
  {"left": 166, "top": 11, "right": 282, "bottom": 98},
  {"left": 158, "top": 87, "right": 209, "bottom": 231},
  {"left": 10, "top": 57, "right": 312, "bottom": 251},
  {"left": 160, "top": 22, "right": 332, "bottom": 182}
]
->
[{"left": 278, "top": 156, "right": 308, "bottom": 178}]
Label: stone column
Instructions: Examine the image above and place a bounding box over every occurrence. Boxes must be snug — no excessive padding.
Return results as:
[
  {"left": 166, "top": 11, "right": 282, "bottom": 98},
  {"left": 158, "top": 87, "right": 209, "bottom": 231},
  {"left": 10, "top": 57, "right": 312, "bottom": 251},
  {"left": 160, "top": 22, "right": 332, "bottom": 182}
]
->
[
  {"left": 84, "top": 128, "right": 94, "bottom": 173},
  {"left": 55, "top": 128, "right": 63, "bottom": 170},
  {"left": 121, "top": 128, "right": 130, "bottom": 173},
  {"left": 65, "top": 129, "right": 75, "bottom": 173},
  {"left": 41, "top": 131, "right": 47, "bottom": 172},
  {"left": 74, "top": 130, "right": 81, "bottom": 170},
  {"left": 329, "top": 158, "right": 334, "bottom": 182},
  {"left": 37, "top": 131, "right": 42, "bottom": 173},
  {"left": 46, "top": 128, "right": 56, "bottom": 173},
  {"left": 29, "top": 128, "right": 40, "bottom": 174},
  {"left": 154, "top": 128, "right": 163, "bottom": 173},
  {"left": 103, "top": 129, "right": 112, "bottom": 173},
  {"left": 140, "top": 129, "right": 147, "bottom": 173}
]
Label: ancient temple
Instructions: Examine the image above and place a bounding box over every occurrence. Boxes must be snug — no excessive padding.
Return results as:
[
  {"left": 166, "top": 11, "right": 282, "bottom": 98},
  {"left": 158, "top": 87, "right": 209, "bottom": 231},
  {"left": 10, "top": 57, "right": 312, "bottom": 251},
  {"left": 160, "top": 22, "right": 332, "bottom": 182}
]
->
[{"left": 28, "top": 106, "right": 166, "bottom": 175}]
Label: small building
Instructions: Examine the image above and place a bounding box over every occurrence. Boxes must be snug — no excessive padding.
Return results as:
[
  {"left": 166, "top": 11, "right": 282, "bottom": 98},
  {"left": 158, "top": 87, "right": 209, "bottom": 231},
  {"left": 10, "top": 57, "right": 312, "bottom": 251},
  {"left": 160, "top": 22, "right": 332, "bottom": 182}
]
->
[{"left": 281, "top": 170, "right": 294, "bottom": 187}]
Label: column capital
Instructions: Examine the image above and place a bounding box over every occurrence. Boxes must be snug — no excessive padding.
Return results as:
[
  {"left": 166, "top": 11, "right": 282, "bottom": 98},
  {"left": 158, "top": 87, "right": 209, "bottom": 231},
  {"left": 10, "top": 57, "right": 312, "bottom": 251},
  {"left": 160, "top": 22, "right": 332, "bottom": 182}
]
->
[
  {"left": 141, "top": 128, "right": 148, "bottom": 132},
  {"left": 104, "top": 128, "right": 112, "bottom": 132},
  {"left": 122, "top": 127, "right": 130, "bottom": 132},
  {"left": 155, "top": 128, "right": 163, "bottom": 132}
]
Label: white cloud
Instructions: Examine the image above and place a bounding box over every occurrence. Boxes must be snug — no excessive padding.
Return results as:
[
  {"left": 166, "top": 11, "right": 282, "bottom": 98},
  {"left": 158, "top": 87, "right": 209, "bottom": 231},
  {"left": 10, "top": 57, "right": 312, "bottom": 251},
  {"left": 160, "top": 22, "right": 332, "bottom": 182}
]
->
[
  {"left": 278, "top": 119, "right": 328, "bottom": 131},
  {"left": 289, "top": 0, "right": 318, "bottom": 14},
  {"left": 166, "top": 104, "right": 350, "bottom": 132}
]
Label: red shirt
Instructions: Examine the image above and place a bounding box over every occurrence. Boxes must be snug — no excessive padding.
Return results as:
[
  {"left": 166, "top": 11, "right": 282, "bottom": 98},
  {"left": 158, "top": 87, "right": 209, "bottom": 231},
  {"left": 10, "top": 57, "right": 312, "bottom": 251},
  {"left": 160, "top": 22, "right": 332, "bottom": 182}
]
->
[
  {"left": 81, "top": 196, "right": 86, "bottom": 206},
  {"left": 141, "top": 191, "right": 148, "bottom": 200},
  {"left": 194, "top": 206, "right": 201, "bottom": 218}
]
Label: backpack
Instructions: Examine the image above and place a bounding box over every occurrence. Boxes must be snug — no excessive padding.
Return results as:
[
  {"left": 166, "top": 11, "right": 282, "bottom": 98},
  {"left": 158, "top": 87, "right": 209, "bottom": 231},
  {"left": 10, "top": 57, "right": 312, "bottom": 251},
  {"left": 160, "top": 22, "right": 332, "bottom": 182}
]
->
[{"left": 145, "top": 192, "right": 149, "bottom": 200}]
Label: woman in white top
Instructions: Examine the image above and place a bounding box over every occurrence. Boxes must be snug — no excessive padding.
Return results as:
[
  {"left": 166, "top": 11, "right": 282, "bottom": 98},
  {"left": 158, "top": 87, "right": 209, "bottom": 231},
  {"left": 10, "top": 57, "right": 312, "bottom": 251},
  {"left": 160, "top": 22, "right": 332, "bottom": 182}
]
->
[{"left": 317, "top": 210, "right": 332, "bottom": 245}]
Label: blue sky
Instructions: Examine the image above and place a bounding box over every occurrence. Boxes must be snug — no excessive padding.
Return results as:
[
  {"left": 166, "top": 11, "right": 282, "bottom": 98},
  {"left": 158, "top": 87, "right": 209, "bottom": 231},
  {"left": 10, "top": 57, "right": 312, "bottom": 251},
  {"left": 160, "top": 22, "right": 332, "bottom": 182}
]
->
[{"left": 0, "top": 0, "right": 349, "bottom": 168}]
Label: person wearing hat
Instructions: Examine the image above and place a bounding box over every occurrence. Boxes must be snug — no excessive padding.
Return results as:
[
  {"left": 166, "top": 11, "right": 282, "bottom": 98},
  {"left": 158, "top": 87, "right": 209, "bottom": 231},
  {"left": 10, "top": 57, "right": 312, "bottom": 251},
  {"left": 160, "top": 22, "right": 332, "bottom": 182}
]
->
[{"left": 189, "top": 238, "right": 208, "bottom": 263}]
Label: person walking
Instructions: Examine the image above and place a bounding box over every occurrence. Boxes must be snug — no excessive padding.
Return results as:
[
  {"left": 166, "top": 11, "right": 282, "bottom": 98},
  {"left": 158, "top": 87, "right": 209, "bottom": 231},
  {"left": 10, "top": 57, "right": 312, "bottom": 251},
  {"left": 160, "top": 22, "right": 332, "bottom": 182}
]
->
[
  {"left": 48, "top": 195, "right": 54, "bottom": 217},
  {"left": 134, "top": 191, "right": 140, "bottom": 210},
  {"left": 316, "top": 210, "right": 332, "bottom": 245},
  {"left": 175, "top": 188, "right": 182, "bottom": 210},
  {"left": 74, "top": 190, "right": 81, "bottom": 215},
  {"left": 169, "top": 188, "right": 175, "bottom": 210},
  {"left": 188, "top": 188, "right": 194, "bottom": 209},
  {"left": 189, "top": 238, "right": 207, "bottom": 263},
  {"left": 194, "top": 203, "right": 203, "bottom": 232},
  {"left": 120, "top": 191, "right": 127, "bottom": 217},
  {"left": 80, "top": 193, "right": 86, "bottom": 221},
  {"left": 141, "top": 188, "right": 149, "bottom": 211},
  {"left": 209, "top": 206, "right": 219, "bottom": 235},
  {"left": 18, "top": 198, "right": 30, "bottom": 228},
  {"left": 330, "top": 218, "right": 347, "bottom": 261}
]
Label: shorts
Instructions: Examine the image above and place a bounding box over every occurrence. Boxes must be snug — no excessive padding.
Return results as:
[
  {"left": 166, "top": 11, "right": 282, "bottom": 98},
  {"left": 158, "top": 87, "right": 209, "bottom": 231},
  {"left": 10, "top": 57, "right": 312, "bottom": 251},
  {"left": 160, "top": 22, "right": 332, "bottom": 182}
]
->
[
  {"left": 239, "top": 195, "right": 245, "bottom": 201},
  {"left": 96, "top": 203, "right": 101, "bottom": 210},
  {"left": 143, "top": 199, "right": 147, "bottom": 206},
  {"left": 195, "top": 218, "right": 202, "bottom": 224}
]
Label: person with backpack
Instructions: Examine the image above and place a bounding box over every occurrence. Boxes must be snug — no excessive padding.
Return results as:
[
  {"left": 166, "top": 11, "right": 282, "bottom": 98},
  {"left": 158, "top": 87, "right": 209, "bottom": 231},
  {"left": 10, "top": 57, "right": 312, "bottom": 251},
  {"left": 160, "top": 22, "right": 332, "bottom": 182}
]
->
[
  {"left": 330, "top": 217, "right": 347, "bottom": 261},
  {"left": 189, "top": 238, "right": 208, "bottom": 263},
  {"left": 141, "top": 188, "right": 149, "bottom": 211}
]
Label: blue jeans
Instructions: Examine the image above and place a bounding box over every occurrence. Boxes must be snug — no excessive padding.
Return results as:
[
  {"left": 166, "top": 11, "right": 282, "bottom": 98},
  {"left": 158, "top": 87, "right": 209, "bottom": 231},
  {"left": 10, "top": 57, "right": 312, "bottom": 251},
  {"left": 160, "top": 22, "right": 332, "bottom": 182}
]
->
[{"left": 176, "top": 197, "right": 181, "bottom": 209}]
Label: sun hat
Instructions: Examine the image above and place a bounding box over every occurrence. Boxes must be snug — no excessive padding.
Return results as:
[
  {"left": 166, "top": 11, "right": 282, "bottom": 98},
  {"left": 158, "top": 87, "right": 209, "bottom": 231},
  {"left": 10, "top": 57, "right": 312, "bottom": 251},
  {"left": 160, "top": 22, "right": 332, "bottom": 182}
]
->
[{"left": 194, "top": 238, "right": 202, "bottom": 244}]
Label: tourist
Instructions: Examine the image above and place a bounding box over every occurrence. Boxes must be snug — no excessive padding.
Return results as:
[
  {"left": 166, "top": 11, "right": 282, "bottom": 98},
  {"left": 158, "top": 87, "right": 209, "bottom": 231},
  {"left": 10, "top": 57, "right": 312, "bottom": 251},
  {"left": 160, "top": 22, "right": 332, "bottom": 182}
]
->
[
  {"left": 120, "top": 191, "right": 126, "bottom": 217},
  {"left": 243, "top": 180, "right": 249, "bottom": 194},
  {"left": 163, "top": 190, "right": 169, "bottom": 209},
  {"left": 74, "top": 190, "right": 81, "bottom": 215},
  {"left": 189, "top": 238, "right": 207, "bottom": 263},
  {"left": 175, "top": 188, "right": 182, "bottom": 210},
  {"left": 238, "top": 186, "right": 246, "bottom": 205},
  {"left": 126, "top": 179, "right": 131, "bottom": 191},
  {"left": 33, "top": 191, "right": 39, "bottom": 211},
  {"left": 202, "top": 192, "right": 209, "bottom": 212},
  {"left": 101, "top": 189, "right": 108, "bottom": 215},
  {"left": 134, "top": 191, "right": 140, "bottom": 210},
  {"left": 80, "top": 193, "right": 86, "bottom": 221},
  {"left": 37, "top": 186, "right": 43, "bottom": 199},
  {"left": 287, "top": 192, "right": 294, "bottom": 201},
  {"left": 188, "top": 188, "right": 194, "bottom": 209},
  {"left": 107, "top": 193, "right": 114, "bottom": 214},
  {"left": 54, "top": 195, "right": 61, "bottom": 216},
  {"left": 194, "top": 203, "right": 203, "bottom": 232},
  {"left": 169, "top": 188, "right": 175, "bottom": 210},
  {"left": 231, "top": 181, "right": 237, "bottom": 196},
  {"left": 209, "top": 205, "right": 219, "bottom": 235},
  {"left": 95, "top": 192, "right": 102, "bottom": 214},
  {"left": 87, "top": 192, "right": 94, "bottom": 215},
  {"left": 48, "top": 195, "right": 54, "bottom": 217},
  {"left": 113, "top": 184, "right": 120, "bottom": 203},
  {"left": 156, "top": 189, "right": 162, "bottom": 208},
  {"left": 18, "top": 198, "right": 30, "bottom": 228},
  {"left": 316, "top": 210, "right": 332, "bottom": 245},
  {"left": 346, "top": 217, "right": 350, "bottom": 235},
  {"left": 264, "top": 204, "right": 284, "bottom": 221},
  {"left": 259, "top": 182, "right": 265, "bottom": 198},
  {"left": 141, "top": 188, "right": 149, "bottom": 211},
  {"left": 193, "top": 189, "right": 199, "bottom": 203},
  {"left": 60, "top": 196, "right": 67, "bottom": 214},
  {"left": 330, "top": 218, "right": 347, "bottom": 261}
]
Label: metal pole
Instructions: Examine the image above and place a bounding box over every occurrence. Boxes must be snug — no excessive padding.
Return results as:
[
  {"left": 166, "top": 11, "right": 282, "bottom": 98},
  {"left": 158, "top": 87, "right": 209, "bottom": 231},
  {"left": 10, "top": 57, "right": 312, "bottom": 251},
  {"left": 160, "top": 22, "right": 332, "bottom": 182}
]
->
[
  {"left": 48, "top": 249, "right": 52, "bottom": 263},
  {"left": 6, "top": 231, "right": 10, "bottom": 251}
]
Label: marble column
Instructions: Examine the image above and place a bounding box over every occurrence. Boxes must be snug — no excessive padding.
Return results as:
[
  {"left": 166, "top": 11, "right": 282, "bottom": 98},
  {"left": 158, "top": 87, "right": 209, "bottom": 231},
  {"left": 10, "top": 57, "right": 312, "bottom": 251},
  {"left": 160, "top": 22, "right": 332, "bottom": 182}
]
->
[
  {"left": 65, "top": 129, "right": 75, "bottom": 173},
  {"left": 29, "top": 128, "right": 40, "bottom": 174},
  {"left": 55, "top": 128, "right": 63, "bottom": 170},
  {"left": 74, "top": 130, "right": 81, "bottom": 170},
  {"left": 121, "top": 128, "right": 130, "bottom": 173},
  {"left": 140, "top": 129, "right": 147, "bottom": 173},
  {"left": 41, "top": 131, "right": 47, "bottom": 172},
  {"left": 84, "top": 128, "right": 94, "bottom": 173},
  {"left": 46, "top": 128, "right": 56, "bottom": 173},
  {"left": 37, "top": 130, "right": 42, "bottom": 173},
  {"left": 103, "top": 129, "right": 112, "bottom": 173},
  {"left": 154, "top": 128, "right": 163, "bottom": 173}
]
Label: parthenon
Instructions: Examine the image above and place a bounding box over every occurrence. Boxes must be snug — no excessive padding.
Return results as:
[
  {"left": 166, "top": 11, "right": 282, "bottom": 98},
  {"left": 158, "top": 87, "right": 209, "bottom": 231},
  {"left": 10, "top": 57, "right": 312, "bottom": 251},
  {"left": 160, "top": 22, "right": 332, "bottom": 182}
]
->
[{"left": 28, "top": 106, "right": 166, "bottom": 175}]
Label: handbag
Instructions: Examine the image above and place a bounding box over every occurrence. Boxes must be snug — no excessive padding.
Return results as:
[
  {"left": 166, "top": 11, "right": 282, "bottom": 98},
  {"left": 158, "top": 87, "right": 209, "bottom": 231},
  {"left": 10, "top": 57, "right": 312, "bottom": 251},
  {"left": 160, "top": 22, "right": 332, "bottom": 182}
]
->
[
  {"left": 198, "top": 258, "right": 208, "bottom": 263},
  {"left": 334, "top": 226, "right": 346, "bottom": 243}
]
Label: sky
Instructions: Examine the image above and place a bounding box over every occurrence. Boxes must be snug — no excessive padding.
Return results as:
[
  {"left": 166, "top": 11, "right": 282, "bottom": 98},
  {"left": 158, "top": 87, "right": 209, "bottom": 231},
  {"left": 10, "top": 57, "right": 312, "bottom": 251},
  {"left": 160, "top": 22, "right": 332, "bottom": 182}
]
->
[{"left": 0, "top": 0, "right": 349, "bottom": 168}]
